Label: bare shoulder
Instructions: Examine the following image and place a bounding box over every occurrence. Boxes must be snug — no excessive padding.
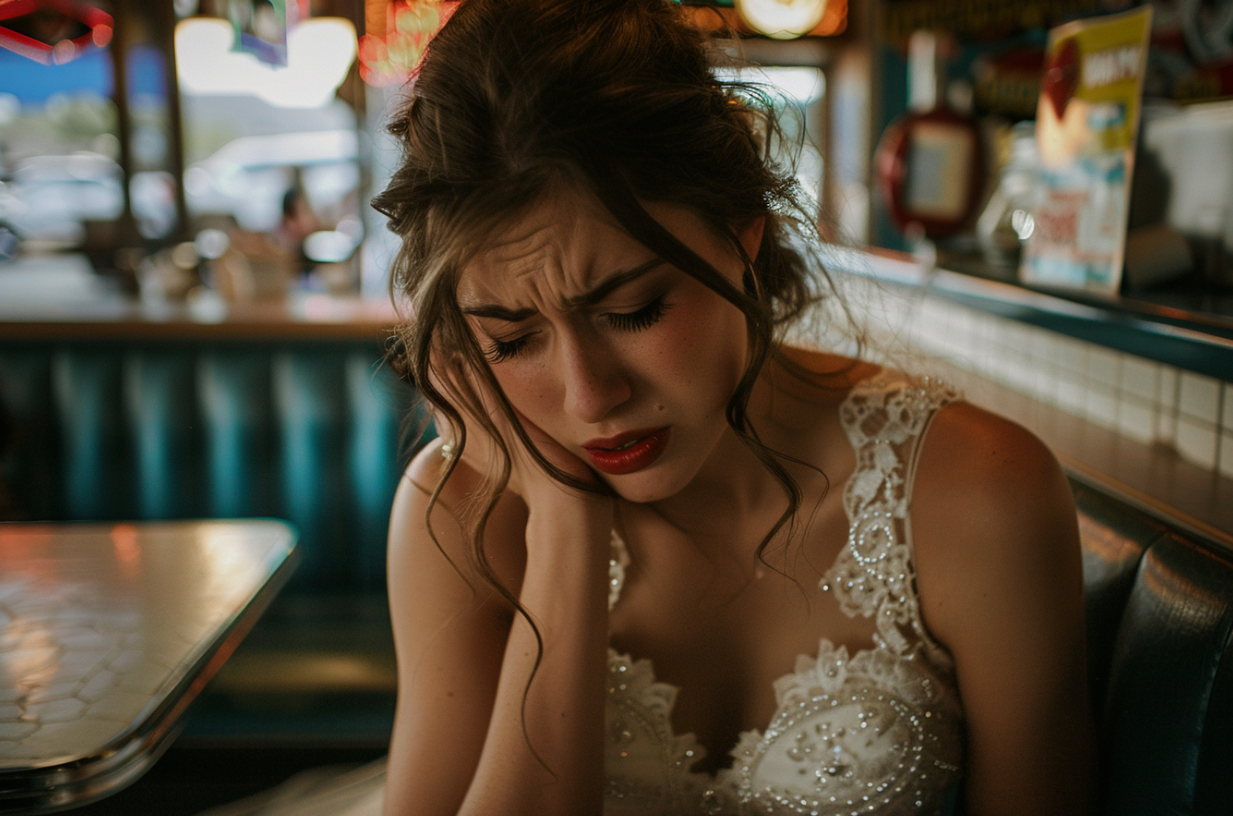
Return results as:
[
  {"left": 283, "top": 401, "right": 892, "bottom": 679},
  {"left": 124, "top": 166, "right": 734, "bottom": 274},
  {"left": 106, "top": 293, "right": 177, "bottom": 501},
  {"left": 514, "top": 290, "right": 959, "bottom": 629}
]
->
[
  {"left": 914, "top": 402, "right": 1074, "bottom": 534},
  {"left": 384, "top": 448, "right": 532, "bottom": 816},
  {"left": 401, "top": 436, "right": 483, "bottom": 508},
  {"left": 907, "top": 401, "right": 1083, "bottom": 650},
  {"left": 391, "top": 438, "right": 464, "bottom": 565}
]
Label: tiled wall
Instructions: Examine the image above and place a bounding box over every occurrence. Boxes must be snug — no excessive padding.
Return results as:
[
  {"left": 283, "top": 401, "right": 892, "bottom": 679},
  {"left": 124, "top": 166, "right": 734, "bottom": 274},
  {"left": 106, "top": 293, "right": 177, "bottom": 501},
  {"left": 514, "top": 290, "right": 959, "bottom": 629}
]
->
[{"left": 831, "top": 278, "right": 1233, "bottom": 480}]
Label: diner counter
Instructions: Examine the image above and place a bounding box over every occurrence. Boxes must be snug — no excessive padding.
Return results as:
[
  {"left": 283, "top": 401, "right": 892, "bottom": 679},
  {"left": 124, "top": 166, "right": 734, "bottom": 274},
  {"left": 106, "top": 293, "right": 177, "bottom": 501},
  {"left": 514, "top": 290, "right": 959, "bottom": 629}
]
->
[
  {"left": 0, "top": 255, "right": 399, "bottom": 341},
  {"left": 824, "top": 245, "right": 1233, "bottom": 382}
]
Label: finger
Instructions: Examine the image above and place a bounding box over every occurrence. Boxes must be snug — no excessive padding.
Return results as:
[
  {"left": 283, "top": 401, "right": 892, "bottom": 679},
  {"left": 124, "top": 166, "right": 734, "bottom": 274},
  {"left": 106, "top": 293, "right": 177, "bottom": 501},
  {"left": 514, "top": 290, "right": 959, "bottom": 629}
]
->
[{"left": 506, "top": 406, "right": 602, "bottom": 488}]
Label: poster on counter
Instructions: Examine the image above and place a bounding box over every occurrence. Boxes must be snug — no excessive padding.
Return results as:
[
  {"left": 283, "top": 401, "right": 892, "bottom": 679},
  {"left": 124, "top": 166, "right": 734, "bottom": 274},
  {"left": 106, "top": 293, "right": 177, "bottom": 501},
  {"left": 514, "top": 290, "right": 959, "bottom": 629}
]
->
[{"left": 1020, "top": 6, "right": 1152, "bottom": 294}]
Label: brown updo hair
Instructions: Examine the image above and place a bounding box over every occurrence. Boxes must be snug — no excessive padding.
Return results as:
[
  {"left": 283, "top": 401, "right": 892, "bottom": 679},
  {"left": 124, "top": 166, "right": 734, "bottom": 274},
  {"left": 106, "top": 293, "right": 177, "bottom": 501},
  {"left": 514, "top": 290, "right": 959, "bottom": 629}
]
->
[{"left": 374, "top": 0, "right": 837, "bottom": 590}]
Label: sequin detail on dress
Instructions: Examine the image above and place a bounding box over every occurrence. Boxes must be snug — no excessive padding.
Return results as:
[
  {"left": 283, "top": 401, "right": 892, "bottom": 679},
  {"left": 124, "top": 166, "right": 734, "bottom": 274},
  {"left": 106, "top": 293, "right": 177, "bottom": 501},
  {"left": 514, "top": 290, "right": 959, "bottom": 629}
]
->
[
  {"left": 609, "top": 529, "right": 630, "bottom": 613},
  {"left": 604, "top": 371, "right": 965, "bottom": 816}
]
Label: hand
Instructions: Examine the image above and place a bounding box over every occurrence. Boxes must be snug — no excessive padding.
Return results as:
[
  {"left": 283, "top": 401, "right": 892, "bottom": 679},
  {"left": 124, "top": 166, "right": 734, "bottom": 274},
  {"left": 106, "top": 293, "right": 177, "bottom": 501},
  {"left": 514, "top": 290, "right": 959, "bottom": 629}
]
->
[
  {"left": 434, "top": 382, "right": 615, "bottom": 559},
  {"left": 482, "top": 401, "right": 602, "bottom": 506},
  {"left": 430, "top": 365, "right": 602, "bottom": 507}
]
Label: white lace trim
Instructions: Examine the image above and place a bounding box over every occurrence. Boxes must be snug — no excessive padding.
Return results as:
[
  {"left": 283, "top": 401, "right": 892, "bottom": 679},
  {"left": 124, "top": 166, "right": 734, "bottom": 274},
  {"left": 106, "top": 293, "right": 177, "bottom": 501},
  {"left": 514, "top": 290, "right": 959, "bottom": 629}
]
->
[
  {"left": 727, "top": 638, "right": 963, "bottom": 815},
  {"left": 605, "top": 649, "right": 716, "bottom": 811},
  {"left": 824, "top": 370, "right": 958, "bottom": 664}
]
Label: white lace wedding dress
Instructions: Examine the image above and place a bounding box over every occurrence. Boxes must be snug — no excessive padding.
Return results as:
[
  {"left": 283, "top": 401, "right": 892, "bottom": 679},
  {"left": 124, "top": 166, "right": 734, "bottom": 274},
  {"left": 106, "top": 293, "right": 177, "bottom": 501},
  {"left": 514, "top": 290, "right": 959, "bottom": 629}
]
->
[{"left": 199, "top": 371, "right": 965, "bottom": 816}]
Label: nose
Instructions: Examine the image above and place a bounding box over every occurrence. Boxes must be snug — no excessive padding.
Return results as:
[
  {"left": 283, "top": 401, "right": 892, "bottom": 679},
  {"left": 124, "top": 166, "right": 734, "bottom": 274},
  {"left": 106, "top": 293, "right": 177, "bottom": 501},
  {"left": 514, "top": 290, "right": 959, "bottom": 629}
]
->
[{"left": 559, "top": 332, "right": 631, "bottom": 424}]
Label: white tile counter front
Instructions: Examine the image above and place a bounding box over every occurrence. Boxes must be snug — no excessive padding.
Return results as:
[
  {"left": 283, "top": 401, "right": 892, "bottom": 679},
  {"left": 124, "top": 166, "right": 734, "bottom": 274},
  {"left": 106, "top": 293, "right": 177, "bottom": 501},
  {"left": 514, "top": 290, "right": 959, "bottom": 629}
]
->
[{"left": 0, "top": 520, "right": 297, "bottom": 813}]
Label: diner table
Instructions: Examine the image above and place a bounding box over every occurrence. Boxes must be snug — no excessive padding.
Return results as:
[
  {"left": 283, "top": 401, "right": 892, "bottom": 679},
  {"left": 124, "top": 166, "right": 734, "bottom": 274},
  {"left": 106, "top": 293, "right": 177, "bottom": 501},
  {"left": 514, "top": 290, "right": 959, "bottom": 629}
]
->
[{"left": 0, "top": 520, "right": 298, "bottom": 814}]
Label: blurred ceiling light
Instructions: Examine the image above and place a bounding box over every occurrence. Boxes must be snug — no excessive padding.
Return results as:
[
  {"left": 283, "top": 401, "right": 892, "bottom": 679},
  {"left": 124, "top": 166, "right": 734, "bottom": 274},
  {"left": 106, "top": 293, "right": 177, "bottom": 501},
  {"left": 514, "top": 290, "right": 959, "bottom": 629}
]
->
[
  {"left": 0, "top": 0, "right": 112, "bottom": 65},
  {"left": 734, "top": 0, "right": 828, "bottom": 40},
  {"left": 175, "top": 16, "right": 357, "bottom": 108}
]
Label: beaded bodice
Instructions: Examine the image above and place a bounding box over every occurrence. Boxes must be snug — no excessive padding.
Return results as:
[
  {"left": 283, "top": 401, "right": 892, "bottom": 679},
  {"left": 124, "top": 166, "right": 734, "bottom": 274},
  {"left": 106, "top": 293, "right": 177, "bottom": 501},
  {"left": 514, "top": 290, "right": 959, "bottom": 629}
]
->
[{"left": 603, "top": 371, "right": 965, "bottom": 816}]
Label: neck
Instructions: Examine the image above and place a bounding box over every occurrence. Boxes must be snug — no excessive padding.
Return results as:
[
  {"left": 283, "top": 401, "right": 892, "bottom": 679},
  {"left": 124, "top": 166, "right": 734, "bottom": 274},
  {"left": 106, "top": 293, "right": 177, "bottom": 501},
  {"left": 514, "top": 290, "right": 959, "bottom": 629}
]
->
[
  {"left": 644, "top": 351, "right": 862, "bottom": 555},
  {"left": 646, "top": 367, "right": 790, "bottom": 550}
]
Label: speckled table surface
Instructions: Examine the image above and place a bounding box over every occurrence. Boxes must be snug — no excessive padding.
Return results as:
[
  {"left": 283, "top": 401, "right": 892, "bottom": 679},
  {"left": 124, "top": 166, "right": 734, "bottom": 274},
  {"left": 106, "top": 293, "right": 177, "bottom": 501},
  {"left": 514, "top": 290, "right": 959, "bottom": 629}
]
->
[{"left": 0, "top": 520, "right": 297, "bottom": 813}]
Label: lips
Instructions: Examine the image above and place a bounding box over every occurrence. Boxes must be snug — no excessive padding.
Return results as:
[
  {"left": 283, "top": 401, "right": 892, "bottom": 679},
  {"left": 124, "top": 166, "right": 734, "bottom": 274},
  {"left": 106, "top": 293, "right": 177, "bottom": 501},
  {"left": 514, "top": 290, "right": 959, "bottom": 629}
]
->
[{"left": 583, "top": 427, "right": 671, "bottom": 475}]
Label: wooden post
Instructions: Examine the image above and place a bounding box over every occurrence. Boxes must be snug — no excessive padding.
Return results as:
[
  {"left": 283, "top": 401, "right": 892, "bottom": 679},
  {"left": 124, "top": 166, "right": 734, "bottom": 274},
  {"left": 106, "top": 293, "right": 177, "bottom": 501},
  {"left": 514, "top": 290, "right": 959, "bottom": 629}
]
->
[
  {"left": 107, "top": 0, "right": 139, "bottom": 246},
  {"left": 152, "top": 0, "right": 191, "bottom": 242}
]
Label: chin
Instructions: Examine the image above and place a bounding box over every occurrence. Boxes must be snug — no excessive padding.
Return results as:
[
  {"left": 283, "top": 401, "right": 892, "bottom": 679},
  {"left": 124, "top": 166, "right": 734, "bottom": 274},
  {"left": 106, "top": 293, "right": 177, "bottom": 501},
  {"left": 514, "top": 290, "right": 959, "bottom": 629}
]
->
[
  {"left": 600, "top": 465, "right": 695, "bottom": 504},
  {"left": 606, "top": 482, "right": 667, "bottom": 504}
]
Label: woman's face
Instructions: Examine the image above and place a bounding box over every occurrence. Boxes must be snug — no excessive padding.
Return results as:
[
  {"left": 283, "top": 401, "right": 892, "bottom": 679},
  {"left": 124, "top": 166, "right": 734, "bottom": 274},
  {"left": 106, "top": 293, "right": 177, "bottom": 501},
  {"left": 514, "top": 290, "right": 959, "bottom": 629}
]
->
[{"left": 454, "top": 186, "right": 761, "bottom": 503}]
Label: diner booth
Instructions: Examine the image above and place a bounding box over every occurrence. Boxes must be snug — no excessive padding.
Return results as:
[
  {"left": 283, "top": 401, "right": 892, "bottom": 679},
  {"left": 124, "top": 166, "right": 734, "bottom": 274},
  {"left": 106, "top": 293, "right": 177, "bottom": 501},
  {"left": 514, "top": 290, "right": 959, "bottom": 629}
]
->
[
  {"left": 2, "top": 0, "right": 1233, "bottom": 814},
  {"left": 1, "top": 0, "right": 419, "bottom": 811}
]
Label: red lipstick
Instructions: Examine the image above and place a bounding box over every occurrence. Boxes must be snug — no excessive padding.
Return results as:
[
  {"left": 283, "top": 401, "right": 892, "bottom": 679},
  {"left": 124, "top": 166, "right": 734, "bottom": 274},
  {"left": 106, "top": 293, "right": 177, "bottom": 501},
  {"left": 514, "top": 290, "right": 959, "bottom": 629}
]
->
[{"left": 583, "top": 427, "right": 671, "bottom": 475}]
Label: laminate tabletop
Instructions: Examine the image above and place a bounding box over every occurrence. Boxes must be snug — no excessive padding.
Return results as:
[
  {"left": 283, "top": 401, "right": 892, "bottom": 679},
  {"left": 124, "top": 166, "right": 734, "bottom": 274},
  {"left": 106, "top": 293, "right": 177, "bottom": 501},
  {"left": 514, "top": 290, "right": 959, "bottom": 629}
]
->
[{"left": 0, "top": 520, "right": 297, "bottom": 813}]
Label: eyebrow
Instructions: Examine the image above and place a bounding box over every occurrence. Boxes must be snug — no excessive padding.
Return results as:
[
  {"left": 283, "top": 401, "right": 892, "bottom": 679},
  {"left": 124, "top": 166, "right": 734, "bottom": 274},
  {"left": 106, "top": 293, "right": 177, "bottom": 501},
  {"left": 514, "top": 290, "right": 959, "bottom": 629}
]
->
[{"left": 460, "top": 258, "right": 664, "bottom": 322}]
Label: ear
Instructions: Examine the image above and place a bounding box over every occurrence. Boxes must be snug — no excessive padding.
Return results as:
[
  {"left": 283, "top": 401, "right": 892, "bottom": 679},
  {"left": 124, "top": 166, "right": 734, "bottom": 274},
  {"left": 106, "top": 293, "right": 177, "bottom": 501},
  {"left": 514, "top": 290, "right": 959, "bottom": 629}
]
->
[{"left": 736, "top": 215, "right": 765, "bottom": 264}]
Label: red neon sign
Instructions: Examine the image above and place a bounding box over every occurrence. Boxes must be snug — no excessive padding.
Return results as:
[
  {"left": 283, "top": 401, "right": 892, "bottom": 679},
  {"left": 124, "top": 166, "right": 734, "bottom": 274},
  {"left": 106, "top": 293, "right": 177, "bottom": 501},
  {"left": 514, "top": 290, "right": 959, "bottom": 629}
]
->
[{"left": 0, "top": 0, "right": 113, "bottom": 65}]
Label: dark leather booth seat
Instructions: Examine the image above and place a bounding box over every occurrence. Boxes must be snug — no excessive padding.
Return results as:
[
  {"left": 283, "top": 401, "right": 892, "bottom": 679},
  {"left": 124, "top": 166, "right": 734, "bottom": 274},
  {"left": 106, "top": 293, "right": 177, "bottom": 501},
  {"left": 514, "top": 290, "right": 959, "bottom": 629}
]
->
[{"left": 1074, "top": 479, "right": 1233, "bottom": 816}]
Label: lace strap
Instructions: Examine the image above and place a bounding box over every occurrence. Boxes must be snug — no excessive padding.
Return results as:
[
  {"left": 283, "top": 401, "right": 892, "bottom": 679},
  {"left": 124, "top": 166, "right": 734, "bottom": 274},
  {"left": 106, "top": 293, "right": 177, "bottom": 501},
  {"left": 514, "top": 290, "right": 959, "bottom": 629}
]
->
[
  {"left": 826, "top": 370, "right": 958, "bottom": 659},
  {"left": 608, "top": 529, "right": 630, "bottom": 611}
]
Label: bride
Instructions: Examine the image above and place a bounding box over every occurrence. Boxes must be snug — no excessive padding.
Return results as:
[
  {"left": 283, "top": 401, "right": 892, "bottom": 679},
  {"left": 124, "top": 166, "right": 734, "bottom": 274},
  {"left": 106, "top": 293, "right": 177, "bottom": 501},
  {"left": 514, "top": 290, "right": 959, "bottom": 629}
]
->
[{"left": 209, "top": 0, "right": 1095, "bottom": 813}]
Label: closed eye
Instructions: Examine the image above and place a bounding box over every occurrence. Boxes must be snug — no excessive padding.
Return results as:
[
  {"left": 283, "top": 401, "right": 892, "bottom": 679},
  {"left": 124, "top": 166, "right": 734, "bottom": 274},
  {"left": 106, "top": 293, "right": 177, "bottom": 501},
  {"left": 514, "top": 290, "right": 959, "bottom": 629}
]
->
[
  {"left": 605, "top": 296, "right": 668, "bottom": 332},
  {"left": 483, "top": 296, "right": 668, "bottom": 364},
  {"left": 484, "top": 332, "right": 536, "bottom": 364}
]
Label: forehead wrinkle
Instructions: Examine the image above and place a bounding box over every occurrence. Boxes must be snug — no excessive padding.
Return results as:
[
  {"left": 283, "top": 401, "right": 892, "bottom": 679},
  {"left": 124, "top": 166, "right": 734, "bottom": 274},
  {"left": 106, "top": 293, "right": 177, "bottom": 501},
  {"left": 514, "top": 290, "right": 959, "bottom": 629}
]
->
[{"left": 464, "top": 205, "right": 601, "bottom": 314}]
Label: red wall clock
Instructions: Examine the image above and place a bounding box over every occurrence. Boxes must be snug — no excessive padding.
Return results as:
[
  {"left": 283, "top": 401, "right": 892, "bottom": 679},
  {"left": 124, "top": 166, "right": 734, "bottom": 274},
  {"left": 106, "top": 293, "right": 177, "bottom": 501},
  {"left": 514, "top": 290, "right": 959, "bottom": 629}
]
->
[{"left": 876, "top": 106, "right": 986, "bottom": 238}]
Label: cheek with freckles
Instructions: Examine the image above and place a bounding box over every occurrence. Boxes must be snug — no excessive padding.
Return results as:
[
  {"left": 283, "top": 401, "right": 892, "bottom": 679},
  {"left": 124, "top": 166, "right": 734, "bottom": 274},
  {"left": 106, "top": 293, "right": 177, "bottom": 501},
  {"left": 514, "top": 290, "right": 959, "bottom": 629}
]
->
[
  {"left": 488, "top": 357, "right": 561, "bottom": 434},
  {"left": 647, "top": 295, "right": 747, "bottom": 413}
]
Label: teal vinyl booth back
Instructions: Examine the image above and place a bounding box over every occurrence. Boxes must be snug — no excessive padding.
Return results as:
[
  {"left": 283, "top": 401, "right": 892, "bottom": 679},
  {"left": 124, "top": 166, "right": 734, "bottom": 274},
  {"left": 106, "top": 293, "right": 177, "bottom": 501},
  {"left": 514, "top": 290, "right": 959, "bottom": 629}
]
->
[{"left": 0, "top": 338, "right": 420, "bottom": 596}]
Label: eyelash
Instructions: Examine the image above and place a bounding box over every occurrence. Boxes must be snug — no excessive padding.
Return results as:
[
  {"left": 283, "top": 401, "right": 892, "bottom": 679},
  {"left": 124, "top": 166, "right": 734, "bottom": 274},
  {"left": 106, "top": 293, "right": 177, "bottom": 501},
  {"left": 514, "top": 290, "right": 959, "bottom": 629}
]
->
[
  {"left": 607, "top": 296, "right": 668, "bottom": 333},
  {"left": 483, "top": 296, "right": 669, "bottom": 364},
  {"left": 484, "top": 336, "right": 530, "bottom": 364}
]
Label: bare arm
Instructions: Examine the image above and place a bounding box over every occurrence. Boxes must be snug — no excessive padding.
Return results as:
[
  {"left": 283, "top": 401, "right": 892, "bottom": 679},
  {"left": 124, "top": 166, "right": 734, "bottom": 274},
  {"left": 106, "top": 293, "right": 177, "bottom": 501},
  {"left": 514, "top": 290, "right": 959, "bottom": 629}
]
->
[
  {"left": 383, "top": 432, "right": 613, "bottom": 816},
  {"left": 911, "top": 403, "right": 1096, "bottom": 816}
]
